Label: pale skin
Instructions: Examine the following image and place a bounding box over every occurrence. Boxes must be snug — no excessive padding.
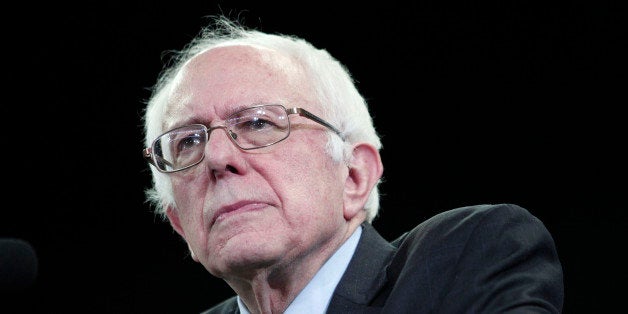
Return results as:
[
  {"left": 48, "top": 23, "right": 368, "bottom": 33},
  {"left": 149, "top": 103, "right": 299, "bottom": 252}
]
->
[{"left": 163, "top": 45, "right": 383, "bottom": 314}]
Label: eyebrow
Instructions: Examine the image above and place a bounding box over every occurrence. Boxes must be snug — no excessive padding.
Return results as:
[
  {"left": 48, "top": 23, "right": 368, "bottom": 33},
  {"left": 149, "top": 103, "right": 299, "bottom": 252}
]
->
[
  {"left": 223, "top": 103, "right": 255, "bottom": 118},
  {"left": 167, "top": 116, "right": 205, "bottom": 130},
  {"left": 169, "top": 102, "right": 279, "bottom": 129},
  {"left": 222, "top": 102, "right": 287, "bottom": 119}
]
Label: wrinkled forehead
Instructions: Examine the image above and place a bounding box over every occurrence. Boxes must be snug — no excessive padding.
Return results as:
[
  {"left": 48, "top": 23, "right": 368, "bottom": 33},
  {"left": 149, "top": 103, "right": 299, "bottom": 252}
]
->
[{"left": 162, "top": 45, "right": 317, "bottom": 129}]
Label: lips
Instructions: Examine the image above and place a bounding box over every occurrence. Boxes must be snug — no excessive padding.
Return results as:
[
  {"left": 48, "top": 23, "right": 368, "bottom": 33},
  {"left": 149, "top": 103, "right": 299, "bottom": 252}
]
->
[{"left": 210, "top": 201, "right": 268, "bottom": 226}]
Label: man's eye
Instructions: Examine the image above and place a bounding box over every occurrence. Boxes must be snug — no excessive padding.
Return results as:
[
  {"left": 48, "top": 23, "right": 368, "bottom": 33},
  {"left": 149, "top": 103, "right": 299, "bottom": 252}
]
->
[
  {"left": 245, "top": 117, "right": 275, "bottom": 130},
  {"left": 177, "top": 134, "right": 203, "bottom": 152},
  {"left": 232, "top": 117, "right": 277, "bottom": 133}
]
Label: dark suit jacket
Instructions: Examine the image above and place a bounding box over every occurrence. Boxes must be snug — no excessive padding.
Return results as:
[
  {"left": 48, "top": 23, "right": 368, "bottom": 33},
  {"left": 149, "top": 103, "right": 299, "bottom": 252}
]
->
[{"left": 201, "top": 204, "right": 564, "bottom": 313}]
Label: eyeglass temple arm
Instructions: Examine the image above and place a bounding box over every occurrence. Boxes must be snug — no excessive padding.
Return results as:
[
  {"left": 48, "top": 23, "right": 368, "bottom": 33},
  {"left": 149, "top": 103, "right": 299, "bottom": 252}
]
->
[
  {"left": 143, "top": 147, "right": 175, "bottom": 168},
  {"left": 287, "top": 107, "right": 342, "bottom": 136}
]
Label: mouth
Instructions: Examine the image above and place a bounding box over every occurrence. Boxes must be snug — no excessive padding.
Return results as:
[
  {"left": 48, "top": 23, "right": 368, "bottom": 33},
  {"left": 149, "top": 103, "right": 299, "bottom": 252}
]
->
[{"left": 210, "top": 201, "right": 268, "bottom": 226}]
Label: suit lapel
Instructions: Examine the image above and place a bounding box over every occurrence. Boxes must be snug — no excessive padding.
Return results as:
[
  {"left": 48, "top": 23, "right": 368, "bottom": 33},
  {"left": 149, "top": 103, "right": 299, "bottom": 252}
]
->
[{"left": 326, "top": 223, "right": 396, "bottom": 313}]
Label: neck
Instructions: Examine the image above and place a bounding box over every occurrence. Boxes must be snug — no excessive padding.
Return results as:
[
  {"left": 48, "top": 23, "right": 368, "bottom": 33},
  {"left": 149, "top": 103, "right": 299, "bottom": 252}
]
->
[{"left": 226, "top": 219, "right": 364, "bottom": 314}]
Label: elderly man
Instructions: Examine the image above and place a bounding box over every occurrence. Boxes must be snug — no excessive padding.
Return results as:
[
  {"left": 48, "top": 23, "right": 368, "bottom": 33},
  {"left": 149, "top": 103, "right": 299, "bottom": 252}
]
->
[{"left": 142, "top": 17, "right": 564, "bottom": 314}]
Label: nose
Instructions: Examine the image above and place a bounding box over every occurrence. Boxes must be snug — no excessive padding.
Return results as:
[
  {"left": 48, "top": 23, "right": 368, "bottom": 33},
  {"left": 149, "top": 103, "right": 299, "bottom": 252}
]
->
[{"left": 202, "top": 126, "right": 242, "bottom": 176}]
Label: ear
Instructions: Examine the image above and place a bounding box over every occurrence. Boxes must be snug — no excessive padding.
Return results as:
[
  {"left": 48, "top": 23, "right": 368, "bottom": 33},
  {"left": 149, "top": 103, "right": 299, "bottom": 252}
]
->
[
  {"left": 166, "top": 206, "right": 199, "bottom": 262},
  {"left": 166, "top": 205, "right": 186, "bottom": 238},
  {"left": 343, "top": 143, "right": 383, "bottom": 220}
]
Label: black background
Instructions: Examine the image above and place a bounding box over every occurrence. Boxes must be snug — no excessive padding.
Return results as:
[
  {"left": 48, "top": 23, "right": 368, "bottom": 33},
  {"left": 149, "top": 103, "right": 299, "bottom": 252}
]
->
[{"left": 2, "top": 1, "right": 625, "bottom": 313}]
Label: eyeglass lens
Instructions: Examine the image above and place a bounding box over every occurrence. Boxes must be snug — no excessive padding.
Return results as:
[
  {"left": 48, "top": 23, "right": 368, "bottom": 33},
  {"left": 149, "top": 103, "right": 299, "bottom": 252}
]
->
[{"left": 152, "top": 105, "right": 290, "bottom": 172}]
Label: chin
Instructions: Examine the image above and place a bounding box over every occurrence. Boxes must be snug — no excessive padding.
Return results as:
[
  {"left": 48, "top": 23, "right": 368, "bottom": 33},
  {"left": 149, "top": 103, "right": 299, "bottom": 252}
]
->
[
  {"left": 207, "top": 232, "right": 287, "bottom": 274},
  {"left": 207, "top": 249, "right": 283, "bottom": 279}
]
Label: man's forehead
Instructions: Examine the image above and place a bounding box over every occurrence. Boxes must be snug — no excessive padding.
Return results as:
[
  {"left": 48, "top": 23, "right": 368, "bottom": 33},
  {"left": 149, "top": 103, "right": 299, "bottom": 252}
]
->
[
  {"left": 161, "top": 44, "right": 315, "bottom": 129},
  {"left": 185, "top": 44, "right": 292, "bottom": 70}
]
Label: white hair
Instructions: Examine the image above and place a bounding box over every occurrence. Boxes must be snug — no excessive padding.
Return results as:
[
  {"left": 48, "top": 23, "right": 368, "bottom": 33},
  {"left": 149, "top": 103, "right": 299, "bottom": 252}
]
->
[{"left": 142, "top": 16, "right": 383, "bottom": 222}]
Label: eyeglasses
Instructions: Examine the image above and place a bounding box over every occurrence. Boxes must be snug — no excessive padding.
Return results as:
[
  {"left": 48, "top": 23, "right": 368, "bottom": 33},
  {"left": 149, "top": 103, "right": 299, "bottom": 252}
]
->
[{"left": 143, "top": 104, "right": 342, "bottom": 173}]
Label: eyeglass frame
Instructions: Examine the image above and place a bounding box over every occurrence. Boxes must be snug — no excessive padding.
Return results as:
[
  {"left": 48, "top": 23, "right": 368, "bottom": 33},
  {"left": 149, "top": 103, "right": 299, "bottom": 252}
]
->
[{"left": 142, "top": 104, "right": 343, "bottom": 173}]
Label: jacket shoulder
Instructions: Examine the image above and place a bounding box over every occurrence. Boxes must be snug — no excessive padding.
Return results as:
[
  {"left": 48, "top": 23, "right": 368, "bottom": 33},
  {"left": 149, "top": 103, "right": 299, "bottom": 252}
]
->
[
  {"left": 392, "top": 203, "right": 541, "bottom": 246},
  {"left": 383, "top": 203, "right": 563, "bottom": 313}
]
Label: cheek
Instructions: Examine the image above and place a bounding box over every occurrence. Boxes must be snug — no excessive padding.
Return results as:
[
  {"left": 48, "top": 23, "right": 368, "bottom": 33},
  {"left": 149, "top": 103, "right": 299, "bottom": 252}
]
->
[
  {"left": 170, "top": 175, "right": 210, "bottom": 237},
  {"left": 272, "top": 139, "right": 346, "bottom": 219},
  {"left": 171, "top": 172, "right": 209, "bottom": 209}
]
